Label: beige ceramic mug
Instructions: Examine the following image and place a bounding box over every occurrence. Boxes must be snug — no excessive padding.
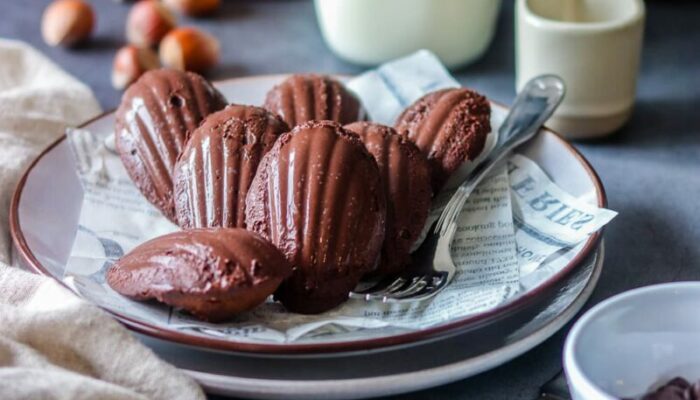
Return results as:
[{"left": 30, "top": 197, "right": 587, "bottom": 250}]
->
[{"left": 516, "top": 0, "right": 645, "bottom": 139}]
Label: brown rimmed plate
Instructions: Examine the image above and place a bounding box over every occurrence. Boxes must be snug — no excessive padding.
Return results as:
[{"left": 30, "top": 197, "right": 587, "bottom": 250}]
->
[
  {"left": 10, "top": 75, "right": 606, "bottom": 355},
  {"left": 146, "top": 244, "right": 603, "bottom": 399}
]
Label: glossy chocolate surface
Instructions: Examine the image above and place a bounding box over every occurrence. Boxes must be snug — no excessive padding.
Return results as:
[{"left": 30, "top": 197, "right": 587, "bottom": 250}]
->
[
  {"left": 115, "top": 69, "right": 227, "bottom": 220},
  {"left": 245, "top": 120, "right": 386, "bottom": 314},
  {"left": 630, "top": 377, "right": 700, "bottom": 400},
  {"left": 263, "top": 74, "right": 364, "bottom": 128},
  {"left": 107, "top": 228, "right": 291, "bottom": 322},
  {"left": 395, "top": 88, "right": 491, "bottom": 191},
  {"left": 345, "top": 122, "right": 432, "bottom": 277},
  {"left": 173, "top": 104, "right": 289, "bottom": 229}
]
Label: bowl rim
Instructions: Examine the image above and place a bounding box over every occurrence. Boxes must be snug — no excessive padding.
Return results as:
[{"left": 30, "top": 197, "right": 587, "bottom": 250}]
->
[
  {"left": 10, "top": 74, "right": 607, "bottom": 355},
  {"left": 519, "top": 0, "right": 645, "bottom": 33},
  {"left": 563, "top": 281, "right": 700, "bottom": 399}
]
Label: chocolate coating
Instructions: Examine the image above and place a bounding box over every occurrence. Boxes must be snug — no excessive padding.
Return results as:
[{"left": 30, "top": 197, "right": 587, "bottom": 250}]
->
[
  {"left": 106, "top": 228, "right": 292, "bottom": 322},
  {"left": 115, "top": 69, "right": 227, "bottom": 221},
  {"left": 263, "top": 74, "right": 364, "bottom": 128},
  {"left": 630, "top": 377, "right": 700, "bottom": 400},
  {"left": 395, "top": 88, "right": 491, "bottom": 191},
  {"left": 173, "top": 104, "right": 289, "bottom": 229},
  {"left": 345, "top": 122, "right": 432, "bottom": 277},
  {"left": 245, "top": 121, "right": 386, "bottom": 314}
]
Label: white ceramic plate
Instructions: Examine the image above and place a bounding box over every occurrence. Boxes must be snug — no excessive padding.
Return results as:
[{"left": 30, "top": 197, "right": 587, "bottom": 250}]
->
[
  {"left": 10, "top": 75, "right": 606, "bottom": 355},
  {"left": 141, "top": 244, "right": 603, "bottom": 399}
]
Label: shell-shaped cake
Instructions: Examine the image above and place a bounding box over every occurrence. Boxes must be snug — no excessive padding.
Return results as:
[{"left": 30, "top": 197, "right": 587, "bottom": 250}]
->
[
  {"left": 115, "top": 69, "right": 228, "bottom": 221},
  {"left": 106, "top": 228, "right": 292, "bottom": 322},
  {"left": 263, "top": 74, "right": 364, "bottom": 128},
  {"left": 394, "top": 88, "right": 491, "bottom": 191},
  {"left": 345, "top": 122, "right": 432, "bottom": 277},
  {"left": 245, "top": 121, "right": 386, "bottom": 314},
  {"left": 173, "top": 104, "right": 289, "bottom": 229}
]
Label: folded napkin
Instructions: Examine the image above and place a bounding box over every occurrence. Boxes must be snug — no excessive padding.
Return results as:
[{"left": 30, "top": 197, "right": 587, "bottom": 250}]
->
[{"left": 0, "top": 39, "right": 205, "bottom": 400}]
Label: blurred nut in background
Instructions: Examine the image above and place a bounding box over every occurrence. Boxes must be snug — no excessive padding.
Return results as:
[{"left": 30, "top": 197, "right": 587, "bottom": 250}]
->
[
  {"left": 164, "top": 0, "right": 221, "bottom": 16},
  {"left": 159, "top": 27, "right": 219, "bottom": 73},
  {"left": 126, "top": 0, "right": 176, "bottom": 47},
  {"left": 112, "top": 45, "right": 160, "bottom": 90},
  {"left": 41, "top": 0, "right": 95, "bottom": 47}
]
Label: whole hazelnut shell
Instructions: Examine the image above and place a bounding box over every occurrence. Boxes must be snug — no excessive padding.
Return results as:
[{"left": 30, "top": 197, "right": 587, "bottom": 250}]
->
[
  {"left": 159, "top": 27, "right": 220, "bottom": 73},
  {"left": 164, "top": 0, "right": 221, "bottom": 16},
  {"left": 126, "top": 0, "right": 177, "bottom": 48},
  {"left": 112, "top": 45, "right": 160, "bottom": 90},
  {"left": 41, "top": 0, "right": 95, "bottom": 47}
]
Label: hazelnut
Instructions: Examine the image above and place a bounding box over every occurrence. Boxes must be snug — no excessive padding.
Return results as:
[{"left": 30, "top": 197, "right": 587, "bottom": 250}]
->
[
  {"left": 112, "top": 45, "right": 160, "bottom": 90},
  {"left": 41, "top": 0, "right": 95, "bottom": 47},
  {"left": 159, "top": 27, "right": 219, "bottom": 73},
  {"left": 163, "top": 0, "right": 221, "bottom": 16},
  {"left": 126, "top": 0, "right": 176, "bottom": 48}
]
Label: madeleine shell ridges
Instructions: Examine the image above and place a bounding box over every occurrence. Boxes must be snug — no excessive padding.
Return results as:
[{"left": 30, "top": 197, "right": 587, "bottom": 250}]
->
[
  {"left": 345, "top": 121, "right": 432, "bottom": 277},
  {"left": 394, "top": 87, "right": 491, "bottom": 191},
  {"left": 174, "top": 104, "right": 289, "bottom": 229},
  {"left": 115, "top": 68, "right": 227, "bottom": 220},
  {"left": 263, "top": 74, "right": 364, "bottom": 128},
  {"left": 245, "top": 120, "right": 386, "bottom": 314}
]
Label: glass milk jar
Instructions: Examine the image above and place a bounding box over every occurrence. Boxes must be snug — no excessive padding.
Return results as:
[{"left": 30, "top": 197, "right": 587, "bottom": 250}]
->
[{"left": 314, "top": 0, "right": 502, "bottom": 68}]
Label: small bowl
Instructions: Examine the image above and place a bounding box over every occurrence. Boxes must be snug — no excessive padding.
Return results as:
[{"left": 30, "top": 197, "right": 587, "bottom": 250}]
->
[{"left": 564, "top": 282, "right": 700, "bottom": 400}]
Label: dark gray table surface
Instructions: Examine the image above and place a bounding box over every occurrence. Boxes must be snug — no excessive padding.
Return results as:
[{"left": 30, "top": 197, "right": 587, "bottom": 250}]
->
[{"left": 2, "top": 1, "right": 699, "bottom": 399}]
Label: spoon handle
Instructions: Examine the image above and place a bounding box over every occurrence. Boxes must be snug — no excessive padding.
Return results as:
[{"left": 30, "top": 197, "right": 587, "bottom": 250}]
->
[{"left": 469, "top": 74, "right": 566, "bottom": 192}]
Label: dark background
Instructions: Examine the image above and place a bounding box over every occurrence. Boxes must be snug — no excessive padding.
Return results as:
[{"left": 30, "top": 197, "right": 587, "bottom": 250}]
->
[{"left": 2, "top": 1, "right": 699, "bottom": 399}]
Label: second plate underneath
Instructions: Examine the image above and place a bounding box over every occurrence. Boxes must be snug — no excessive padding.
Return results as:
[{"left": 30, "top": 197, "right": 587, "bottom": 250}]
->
[{"left": 139, "top": 244, "right": 604, "bottom": 400}]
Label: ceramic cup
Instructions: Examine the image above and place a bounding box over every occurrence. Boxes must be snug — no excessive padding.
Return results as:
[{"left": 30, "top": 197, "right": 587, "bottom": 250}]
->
[
  {"left": 314, "top": 0, "right": 502, "bottom": 69},
  {"left": 516, "top": 0, "right": 645, "bottom": 139},
  {"left": 564, "top": 282, "right": 700, "bottom": 400}
]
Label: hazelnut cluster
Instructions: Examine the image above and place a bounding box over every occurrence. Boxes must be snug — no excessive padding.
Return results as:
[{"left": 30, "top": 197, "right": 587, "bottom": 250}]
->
[{"left": 40, "top": 0, "right": 221, "bottom": 90}]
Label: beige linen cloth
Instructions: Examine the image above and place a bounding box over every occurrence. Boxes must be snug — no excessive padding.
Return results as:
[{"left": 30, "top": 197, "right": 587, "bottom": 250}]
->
[{"left": 0, "top": 39, "right": 205, "bottom": 400}]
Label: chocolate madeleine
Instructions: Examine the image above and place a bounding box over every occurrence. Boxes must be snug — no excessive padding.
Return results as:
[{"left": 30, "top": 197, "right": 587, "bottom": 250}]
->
[
  {"left": 245, "top": 121, "right": 386, "bottom": 314},
  {"left": 115, "top": 69, "right": 227, "bottom": 220},
  {"left": 107, "top": 228, "right": 292, "bottom": 322},
  {"left": 173, "top": 104, "right": 289, "bottom": 229},
  {"left": 263, "top": 74, "right": 364, "bottom": 128},
  {"left": 395, "top": 88, "right": 491, "bottom": 191},
  {"left": 345, "top": 122, "right": 432, "bottom": 277}
]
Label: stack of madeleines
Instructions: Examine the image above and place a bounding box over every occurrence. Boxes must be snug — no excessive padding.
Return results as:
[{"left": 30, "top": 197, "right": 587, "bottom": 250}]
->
[{"left": 107, "top": 69, "right": 491, "bottom": 320}]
